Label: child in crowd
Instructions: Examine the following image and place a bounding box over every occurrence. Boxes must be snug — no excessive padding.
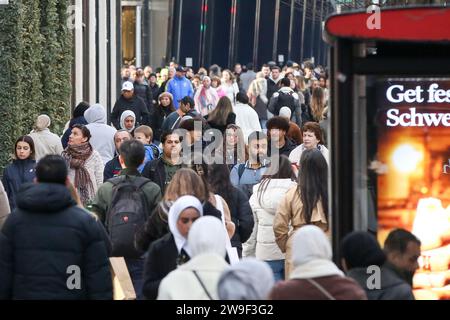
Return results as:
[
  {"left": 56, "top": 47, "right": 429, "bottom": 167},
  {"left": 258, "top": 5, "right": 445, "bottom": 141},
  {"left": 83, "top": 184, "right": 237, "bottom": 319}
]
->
[{"left": 134, "top": 126, "right": 162, "bottom": 172}]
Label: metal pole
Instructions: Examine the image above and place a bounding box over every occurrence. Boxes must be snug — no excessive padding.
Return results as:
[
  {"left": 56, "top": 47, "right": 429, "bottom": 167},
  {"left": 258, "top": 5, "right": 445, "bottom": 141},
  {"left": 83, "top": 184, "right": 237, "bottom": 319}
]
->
[
  {"left": 253, "top": 0, "right": 261, "bottom": 69},
  {"left": 310, "top": 0, "right": 317, "bottom": 60},
  {"left": 272, "top": 0, "right": 280, "bottom": 62},
  {"left": 300, "top": 0, "right": 307, "bottom": 61},
  {"left": 287, "top": 0, "right": 295, "bottom": 61},
  {"left": 177, "top": 0, "right": 183, "bottom": 63},
  {"left": 228, "top": 0, "right": 237, "bottom": 68},
  {"left": 318, "top": 0, "right": 324, "bottom": 66}
]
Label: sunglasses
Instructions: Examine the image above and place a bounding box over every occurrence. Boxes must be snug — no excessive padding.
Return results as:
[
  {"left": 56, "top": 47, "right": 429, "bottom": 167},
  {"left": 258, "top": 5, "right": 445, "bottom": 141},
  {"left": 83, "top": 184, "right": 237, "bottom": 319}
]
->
[{"left": 179, "top": 217, "right": 199, "bottom": 224}]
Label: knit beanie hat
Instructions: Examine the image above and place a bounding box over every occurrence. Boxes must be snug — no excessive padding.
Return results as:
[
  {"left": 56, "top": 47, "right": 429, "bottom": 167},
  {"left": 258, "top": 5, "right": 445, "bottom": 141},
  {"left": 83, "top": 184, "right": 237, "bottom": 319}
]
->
[{"left": 341, "top": 231, "right": 386, "bottom": 269}]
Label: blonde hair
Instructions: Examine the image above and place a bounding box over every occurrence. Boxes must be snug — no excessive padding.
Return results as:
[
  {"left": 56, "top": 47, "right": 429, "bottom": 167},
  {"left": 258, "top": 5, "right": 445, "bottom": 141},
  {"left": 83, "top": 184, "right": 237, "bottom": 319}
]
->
[
  {"left": 164, "top": 168, "right": 207, "bottom": 202},
  {"left": 134, "top": 125, "right": 153, "bottom": 141}
]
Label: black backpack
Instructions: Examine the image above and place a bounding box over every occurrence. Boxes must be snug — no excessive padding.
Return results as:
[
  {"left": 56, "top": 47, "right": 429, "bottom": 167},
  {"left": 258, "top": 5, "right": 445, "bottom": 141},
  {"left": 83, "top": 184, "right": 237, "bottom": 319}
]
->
[
  {"left": 106, "top": 176, "right": 151, "bottom": 258},
  {"left": 274, "top": 91, "right": 296, "bottom": 115}
]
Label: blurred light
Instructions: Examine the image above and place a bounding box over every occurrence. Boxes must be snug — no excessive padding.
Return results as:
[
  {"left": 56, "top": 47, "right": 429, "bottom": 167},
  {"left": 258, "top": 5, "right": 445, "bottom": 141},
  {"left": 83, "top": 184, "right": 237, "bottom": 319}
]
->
[
  {"left": 421, "top": 187, "right": 428, "bottom": 194},
  {"left": 392, "top": 144, "right": 422, "bottom": 173}
]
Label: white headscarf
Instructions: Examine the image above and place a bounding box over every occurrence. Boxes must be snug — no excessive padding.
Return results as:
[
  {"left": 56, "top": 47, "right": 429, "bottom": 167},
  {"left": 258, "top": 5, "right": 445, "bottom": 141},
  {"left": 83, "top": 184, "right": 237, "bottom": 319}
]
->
[
  {"left": 218, "top": 258, "right": 275, "bottom": 300},
  {"left": 188, "top": 216, "right": 227, "bottom": 258},
  {"left": 168, "top": 195, "right": 203, "bottom": 257},
  {"left": 119, "top": 110, "right": 136, "bottom": 132},
  {"left": 290, "top": 225, "right": 344, "bottom": 279}
]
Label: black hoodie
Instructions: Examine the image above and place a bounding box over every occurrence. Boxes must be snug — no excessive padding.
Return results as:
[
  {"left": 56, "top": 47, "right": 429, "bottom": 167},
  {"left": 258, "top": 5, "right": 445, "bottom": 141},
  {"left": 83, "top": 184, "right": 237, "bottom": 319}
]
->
[
  {"left": 0, "top": 183, "right": 112, "bottom": 300},
  {"left": 111, "top": 95, "right": 150, "bottom": 129}
]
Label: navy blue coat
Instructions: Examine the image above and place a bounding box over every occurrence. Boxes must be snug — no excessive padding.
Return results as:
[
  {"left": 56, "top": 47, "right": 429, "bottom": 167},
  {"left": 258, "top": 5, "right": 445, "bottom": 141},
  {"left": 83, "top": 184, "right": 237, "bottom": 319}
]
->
[
  {"left": 0, "top": 183, "right": 112, "bottom": 300},
  {"left": 2, "top": 159, "right": 36, "bottom": 210}
]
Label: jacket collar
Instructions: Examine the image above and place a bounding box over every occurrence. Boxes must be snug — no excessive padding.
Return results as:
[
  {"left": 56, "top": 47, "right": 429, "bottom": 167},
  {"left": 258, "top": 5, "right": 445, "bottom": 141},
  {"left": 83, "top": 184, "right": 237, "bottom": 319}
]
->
[{"left": 119, "top": 167, "right": 140, "bottom": 176}]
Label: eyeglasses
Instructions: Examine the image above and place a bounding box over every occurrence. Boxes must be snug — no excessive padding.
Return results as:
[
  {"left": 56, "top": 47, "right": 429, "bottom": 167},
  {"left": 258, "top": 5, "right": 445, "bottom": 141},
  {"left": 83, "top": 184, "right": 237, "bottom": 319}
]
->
[{"left": 179, "top": 217, "right": 199, "bottom": 224}]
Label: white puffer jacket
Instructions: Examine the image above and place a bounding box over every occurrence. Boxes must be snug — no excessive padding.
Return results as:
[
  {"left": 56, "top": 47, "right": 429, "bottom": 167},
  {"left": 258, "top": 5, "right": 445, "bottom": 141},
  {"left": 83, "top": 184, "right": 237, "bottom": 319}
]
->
[{"left": 243, "top": 179, "right": 297, "bottom": 261}]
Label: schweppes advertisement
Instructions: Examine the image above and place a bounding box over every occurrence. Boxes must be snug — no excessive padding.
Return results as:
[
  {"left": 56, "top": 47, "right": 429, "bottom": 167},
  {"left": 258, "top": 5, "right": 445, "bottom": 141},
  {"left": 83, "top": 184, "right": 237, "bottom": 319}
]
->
[{"left": 375, "top": 78, "right": 450, "bottom": 300}]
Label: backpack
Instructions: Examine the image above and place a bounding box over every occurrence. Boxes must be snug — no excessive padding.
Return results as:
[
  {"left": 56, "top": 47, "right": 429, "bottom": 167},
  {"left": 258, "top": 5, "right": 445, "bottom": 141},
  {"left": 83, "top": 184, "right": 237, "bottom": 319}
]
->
[
  {"left": 149, "top": 144, "right": 161, "bottom": 159},
  {"left": 106, "top": 176, "right": 151, "bottom": 258},
  {"left": 274, "top": 91, "right": 296, "bottom": 115},
  {"left": 236, "top": 164, "right": 253, "bottom": 198}
]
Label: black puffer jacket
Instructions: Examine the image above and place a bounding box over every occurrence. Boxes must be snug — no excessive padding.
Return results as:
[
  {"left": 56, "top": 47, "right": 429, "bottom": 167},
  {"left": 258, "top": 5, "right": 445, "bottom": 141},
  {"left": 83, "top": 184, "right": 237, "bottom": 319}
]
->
[
  {"left": 1, "top": 159, "right": 36, "bottom": 211},
  {"left": 0, "top": 183, "right": 112, "bottom": 300}
]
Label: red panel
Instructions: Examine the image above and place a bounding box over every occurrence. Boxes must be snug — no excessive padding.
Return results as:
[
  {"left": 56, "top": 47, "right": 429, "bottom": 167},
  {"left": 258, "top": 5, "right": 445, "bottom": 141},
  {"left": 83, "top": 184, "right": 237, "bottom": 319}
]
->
[{"left": 325, "top": 7, "right": 450, "bottom": 42}]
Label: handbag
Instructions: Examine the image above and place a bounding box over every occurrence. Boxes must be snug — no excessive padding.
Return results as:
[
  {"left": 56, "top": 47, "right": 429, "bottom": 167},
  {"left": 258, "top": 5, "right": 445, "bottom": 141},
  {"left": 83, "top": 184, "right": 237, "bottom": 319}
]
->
[{"left": 109, "top": 257, "right": 136, "bottom": 300}]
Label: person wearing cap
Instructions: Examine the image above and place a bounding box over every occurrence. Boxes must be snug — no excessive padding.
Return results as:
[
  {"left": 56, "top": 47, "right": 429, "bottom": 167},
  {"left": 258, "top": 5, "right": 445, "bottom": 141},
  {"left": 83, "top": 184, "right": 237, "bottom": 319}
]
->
[
  {"left": 161, "top": 96, "right": 198, "bottom": 132},
  {"left": 166, "top": 66, "right": 194, "bottom": 109},
  {"left": 111, "top": 81, "right": 150, "bottom": 129},
  {"left": 28, "top": 114, "right": 64, "bottom": 161}
]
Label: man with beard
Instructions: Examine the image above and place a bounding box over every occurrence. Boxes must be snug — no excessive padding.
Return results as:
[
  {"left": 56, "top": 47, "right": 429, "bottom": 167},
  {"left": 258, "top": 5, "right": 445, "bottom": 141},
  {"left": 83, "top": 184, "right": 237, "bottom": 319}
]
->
[
  {"left": 384, "top": 229, "right": 421, "bottom": 288},
  {"left": 230, "top": 131, "right": 269, "bottom": 198}
]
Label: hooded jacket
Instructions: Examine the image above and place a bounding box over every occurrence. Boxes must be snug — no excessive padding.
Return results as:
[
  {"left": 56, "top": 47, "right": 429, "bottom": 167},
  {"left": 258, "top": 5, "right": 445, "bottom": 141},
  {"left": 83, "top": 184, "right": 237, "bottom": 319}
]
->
[
  {"left": 2, "top": 159, "right": 36, "bottom": 211},
  {"left": 0, "top": 183, "right": 112, "bottom": 300},
  {"left": 166, "top": 76, "right": 194, "bottom": 109},
  {"left": 111, "top": 95, "right": 150, "bottom": 129},
  {"left": 244, "top": 179, "right": 297, "bottom": 261},
  {"left": 85, "top": 104, "right": 117, "bottom": 165}
]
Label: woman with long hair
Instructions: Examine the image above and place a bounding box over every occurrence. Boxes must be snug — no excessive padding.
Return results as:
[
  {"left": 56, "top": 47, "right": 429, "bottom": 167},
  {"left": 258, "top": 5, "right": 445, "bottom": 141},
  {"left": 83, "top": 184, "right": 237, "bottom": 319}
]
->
[
  {"left": 211, "top": 76, "right": 226, "bottom": 98},
  {"left": 208, "top": 164, "right": 254, "bottom": 258},
  {"left": 151, "top": 92, "right": 176, "bottom": 143},
  {"left": 135, "top": 168, "right": 227, "bottom": 252},
  {"left": 310, "top": 87, "right": 327, "bottom": 122},
  {"left": 220, "top": 69, "right": 240, "bottom": 105},
  {"left": 62, "top": 124, "right": 103, "bottom": 206},
  {"left": 206, "top": 96, "right": 236, "bottom": 134},
  {"left": 214, "top": 124, "right": 247, "bottom": 172},
  {"left": 274, "top": 149, "right": 329, "bottom": 278},
  {"left": 247, "top": 73, "right": 269, "bottom": 129},
  {"left": 244, "top": 156, "right": 296, "bottom": 281},
  {"left": 2, "top": 136, "right": 36, "bottom": 210}
]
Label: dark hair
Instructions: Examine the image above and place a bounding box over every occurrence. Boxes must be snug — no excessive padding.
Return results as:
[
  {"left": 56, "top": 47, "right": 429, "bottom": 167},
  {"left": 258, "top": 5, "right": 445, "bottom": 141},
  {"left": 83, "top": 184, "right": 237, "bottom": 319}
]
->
[
  {"left": 236, "top": 91, "right": 249, "bottom": 104},
  {"left": 341, "top": 231, "right": 386, "bottom": 269},
  {"left": 178, "top": 119, "right": 201, "bottom": 132},
  {"left": 280, "top": 77, "right": 291, "bottom": 87},
  {"left": 119, "top": 139, "right": 145, "bottom": 169},
  {"left": 161, "top": 130, "right": 181, "bottom": 144},
  {"left": 257, "top": 156, "right": 295, "bottom": 205},
  {"left": 207, "top": 164, "right": 234, "bottom": 207},
  {"left": 180, "top": 96, "right": 195, "bottom": 108},
  {"left": 15, "top": 135, "right": 35, "bottom": 160},
  {"left": 271, "top": 66, "right": 281, "bottom": 72},
  {"left": 302, "top": 122, "right": 323, "bottom": 143},
  {"left": 297, "top": 149, "right": 328, "bottom": 225},
  {"left": 248, "top": 131, "right": 267, "bottom": 145},
  {"left": 267, "top": 116, "right": 290, "bottom": 132},
  {"left": 246, "top": 62, "right": 254, "bottom": 70},
  {"left": 158, "top": 93, "right": 176, "bottom": 113},
  {"left": 36, "top": 155, "right": 68, "bottom": 184},
  {"left": 384, "top": 229, "right": 421, "bottom": 254},
  {"left": 72, "top": 124, "right": 91, "bottom": 141},
  {"left": 72, "top": 101, "right": 90, "bottom": 119},
  {"left": 261, "top": 64, "right": 270, "bottom": 69}
]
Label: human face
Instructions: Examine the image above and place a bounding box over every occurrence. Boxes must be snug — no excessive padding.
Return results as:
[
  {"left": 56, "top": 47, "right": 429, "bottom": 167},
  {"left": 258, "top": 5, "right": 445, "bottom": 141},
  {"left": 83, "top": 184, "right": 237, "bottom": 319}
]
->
[
  {"left": 202, "top": 78, "right": 211, "bottom": 89},
  {"left": 69, "top": 127, "right": 88, "bottom": 146},
  {"left": 135, "top": 132, "right": 151, "bottom": 145},
  {"left": 269, "top": 128, "right": 285, "bottom": 144},
  {"left": 226, "top": 128, "right": 238, "bottom": 147},
  {"left": 388, "top": 241, "right": 421, "bottom": 275},
  {"left": 163, "top": 134, "right": 181, "bottom": 158},
  {"left": 114, "top": 131, "right": 131, "bottom": 150},
  {"left": 249, "top": 138, "right": 268, "bottom": 162},
  {"left": 305, "top": 67, "right": 312, "bottom": 78},
  {"left": 176, "top": 208, "right": 201, "bottom": 238},
  {"left": 124, "top": 116, "right": 135, "bottom": 130},
  {"left": 160, "top": 96, "right": 171, "bottom": 107},
  {"left": 144, "top": 67, "right": 152, "bottom": 78},
  {"left": 16, "top": 141, "right": 32, "bottom": 160},
  {"left": 192, "top": 78, "right": 201, "bottom": 89},
  {"left": 150, "top": 75, "right": 157, "bottom": 85},
  {"left": 319, "top": 78, "right": 326, "bottom": 88},
  {"left": 290, "top": 79, "right": 296, "bottom": 90},
  {"left": 234, "top": 64, "right": 242, "bottom": 75},
  {"left": 262, "top": 67, "right": 270, "bottom": 77},
  {"left": 122, "top": 90, "right": 134, "bottom": 100},
  {"left": 271, "top": 69, "right": 280, "bottom": 80},
  {"left": 223, "top": 71, "right": 231, "bottom": 82},
  {"left": 312, "top": 80, "right": 320, "bottom": 90},
  {"left": 176, "top": 71, "right": 184, "bottom": 79},
  {"left": 211, "top": 80, "right": 219, "bottom": 88},
  {"left": 192, "top": 129, "right": 203, "bottom": 143},
  {"left": 179, "top": 102, "right": 191, "bottom": 114},
  {"left": 168, "top": 68, "right": 176, "bottom": 78},
  {"left": 303, "top": 130, "right": 320, "bottom": 149}
]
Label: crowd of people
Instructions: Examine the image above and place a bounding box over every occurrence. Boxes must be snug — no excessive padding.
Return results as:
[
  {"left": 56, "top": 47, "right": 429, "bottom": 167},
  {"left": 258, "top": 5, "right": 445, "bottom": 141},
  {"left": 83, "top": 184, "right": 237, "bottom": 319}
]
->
[{"left": 0, "top": 59, "right": 421, "bottom": 300}]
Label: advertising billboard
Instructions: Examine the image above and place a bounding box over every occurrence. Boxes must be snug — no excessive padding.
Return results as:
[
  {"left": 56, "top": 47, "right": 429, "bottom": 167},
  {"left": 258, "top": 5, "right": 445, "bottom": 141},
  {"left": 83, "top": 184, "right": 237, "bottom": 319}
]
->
[{"left": 374, "top": 78, "right": 450, "bottom": 300}]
